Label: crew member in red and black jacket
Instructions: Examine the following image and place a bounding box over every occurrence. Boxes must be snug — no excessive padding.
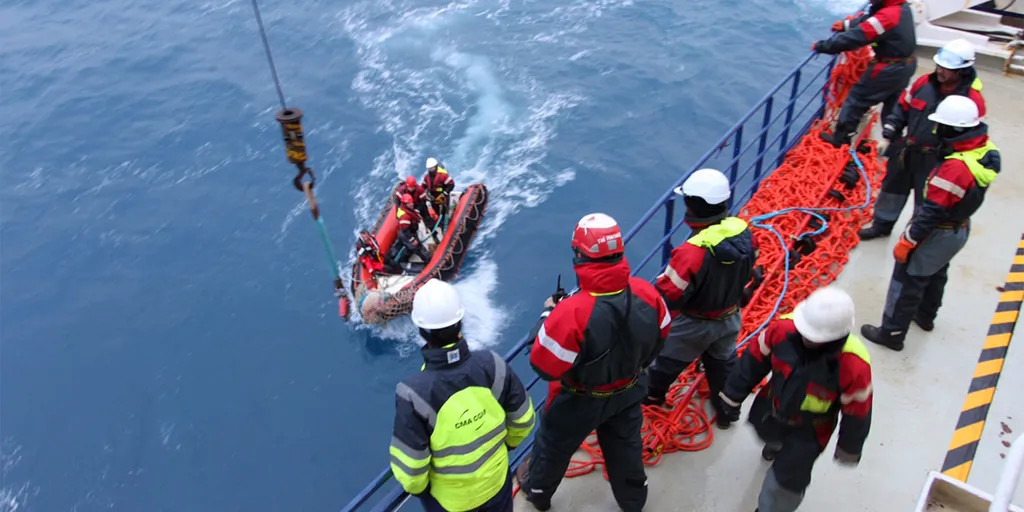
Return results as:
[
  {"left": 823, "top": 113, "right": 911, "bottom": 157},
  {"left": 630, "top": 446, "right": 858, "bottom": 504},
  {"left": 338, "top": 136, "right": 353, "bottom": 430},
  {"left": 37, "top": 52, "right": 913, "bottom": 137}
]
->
[
  {"left": 356, "top": 230, "right": 398, "bottom": 275},
  {"left": 394, "top": 176, "right": 439, "bottom": 229},
  {"left": 813, "top": 0, "right": 917, "bottom": 148},
  {"left": 644, "top": 169, "right": 760, "bottom": 430},
  {"left": 718, "top": 287, "right": 873, "bottom": 512},
  {"left": 387, "top": 194, "right": 432, "bottom": 268},
  {"left": 515, "top": 212, "right": 670, "bottom": 512},
  {"left": 422, "top": 157, "right": 455, "bottom": 221},
  {"left": 860, "top": 38, "right": 987, "bottom": 240},
  {"left": 862, "top": 95, "right": 1000, "bottom": 351}
]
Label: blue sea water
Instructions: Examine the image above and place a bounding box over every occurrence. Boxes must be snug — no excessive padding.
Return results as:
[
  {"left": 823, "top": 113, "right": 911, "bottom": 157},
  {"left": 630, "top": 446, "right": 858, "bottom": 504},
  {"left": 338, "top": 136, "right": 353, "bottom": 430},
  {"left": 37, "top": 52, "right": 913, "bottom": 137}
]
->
[{"left": 0, "top": 0, "right": 860, "bottom": 509}]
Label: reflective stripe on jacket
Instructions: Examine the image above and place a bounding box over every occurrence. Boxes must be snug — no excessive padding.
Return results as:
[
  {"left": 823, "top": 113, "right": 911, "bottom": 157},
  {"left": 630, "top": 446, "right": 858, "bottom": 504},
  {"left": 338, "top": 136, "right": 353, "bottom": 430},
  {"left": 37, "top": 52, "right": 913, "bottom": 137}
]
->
[
  {"left": 389, "top": 339, "right": 535, "bottom": 511},
  {"left": 888, "top": 70, "right": 985, "bottom": 148}
]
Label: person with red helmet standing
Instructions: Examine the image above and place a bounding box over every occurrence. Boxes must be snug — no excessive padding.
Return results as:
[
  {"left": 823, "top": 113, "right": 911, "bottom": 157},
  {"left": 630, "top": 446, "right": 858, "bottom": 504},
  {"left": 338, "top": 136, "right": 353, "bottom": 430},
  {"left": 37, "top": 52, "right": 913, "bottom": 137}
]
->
[
  {"left": 515, "top": 213, "right": 671, "bottom": 512},
  {"left": 644, "top": 169, "right": 759, "bottom": 429},
  {"left": 387, "top": 193, "right": 432, "bottom": 269}
]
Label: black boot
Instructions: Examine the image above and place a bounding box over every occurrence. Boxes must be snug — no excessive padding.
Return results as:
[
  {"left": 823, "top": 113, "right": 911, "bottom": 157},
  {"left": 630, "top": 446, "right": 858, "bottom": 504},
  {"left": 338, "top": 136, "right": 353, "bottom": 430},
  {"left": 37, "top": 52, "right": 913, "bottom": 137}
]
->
[
  {"left": 644, "top": 362, "right": 687, "bottom": 406},
  {"left": 515, "top": 456, "right": 551, "bottom": 511},
  {"left": 858, "top": 220, "right": 894, "bottom": 241},
  {"left": 861, "top": 324, "right": 905, "bottom": 352},
  {"left": 913, "top": 314, "right": 935, "bottom": 332},
  {"left": 701, "top": 354, "right": 737, "bottom": 429},
  {"left": 820, "top": 122, "right": 856, "bottom": 148}
]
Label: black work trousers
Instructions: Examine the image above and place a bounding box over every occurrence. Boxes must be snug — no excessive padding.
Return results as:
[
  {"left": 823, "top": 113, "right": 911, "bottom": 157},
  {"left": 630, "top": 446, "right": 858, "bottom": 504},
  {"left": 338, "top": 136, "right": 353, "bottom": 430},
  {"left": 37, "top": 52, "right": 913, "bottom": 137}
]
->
[
  {"left": 419, "top": 471, "right": 513, "bottom": 512},
  {"left": 872, "top": 144, "right": 938, "bottom": 225},
  {"left": 526, "top": 380, "right": 648, "bottom": 512},
  {"left": 881, "top": 225, "right": 969, "bottom": 338},
  {"left": 748, "top": 395, "right": 830, "bottom": 510},
  {"left": 837, "top": 60, "right": 917, "bottom": 134}
]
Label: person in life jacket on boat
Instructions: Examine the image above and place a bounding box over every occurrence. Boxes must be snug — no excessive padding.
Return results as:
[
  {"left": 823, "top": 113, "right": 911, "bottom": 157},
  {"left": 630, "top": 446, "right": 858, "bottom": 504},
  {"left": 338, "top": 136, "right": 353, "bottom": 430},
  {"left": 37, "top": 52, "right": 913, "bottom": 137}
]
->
[
  {"left": 860, "top": 38, "right": 987, "bottom": 240},
  {"left": 388, "top": 193, "right": 433, "bottom": 268},
  {"left": 422, "top": 157, "right": 455, "bottom": 223},
  {"left": 394, "top": 176, "right": 439, "bottom": 229},
  {"left": 644, "top": 169, "right": 761, "bottom": 430},
  {"left": 389, "top": 279, "right": 536, "bottom": 512},
  {"left": 861, "top": 95, "right": 1000, "bottom": 351},
  {"left": 356, "top": 230, "right": 398, "bottom": 275},
  {"left": 516, "top": 213, "right": 671, "bottom": 512},
  {"left": 812, "top": 0, "right": 917, "bottom": 148},
  {"left": 717, "top": 287, "right": 873, "bottom": 512}
]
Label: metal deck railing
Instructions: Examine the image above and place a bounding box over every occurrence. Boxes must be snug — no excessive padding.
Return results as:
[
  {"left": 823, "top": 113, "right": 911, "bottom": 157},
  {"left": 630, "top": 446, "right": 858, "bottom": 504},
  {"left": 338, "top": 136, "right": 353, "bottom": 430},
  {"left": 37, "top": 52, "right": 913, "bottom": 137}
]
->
[{"left": 343, "top": 48, "right": 844, "bottom": 512}]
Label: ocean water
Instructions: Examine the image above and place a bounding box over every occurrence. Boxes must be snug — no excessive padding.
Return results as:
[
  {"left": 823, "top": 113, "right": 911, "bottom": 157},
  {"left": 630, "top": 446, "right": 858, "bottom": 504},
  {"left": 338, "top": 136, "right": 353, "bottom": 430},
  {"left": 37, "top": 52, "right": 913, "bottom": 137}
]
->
[{"left": 1, "top": 0, "right": 858, "bottom": 509}]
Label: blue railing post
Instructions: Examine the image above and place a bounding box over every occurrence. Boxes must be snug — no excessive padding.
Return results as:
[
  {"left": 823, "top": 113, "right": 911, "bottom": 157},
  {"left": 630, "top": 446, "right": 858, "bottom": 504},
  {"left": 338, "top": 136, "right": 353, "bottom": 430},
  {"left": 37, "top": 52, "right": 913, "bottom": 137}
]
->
[
  {"left": 661, "top": 197, "right": 675, "bottom": 269},
  {"left": 754, "top": 97, "right": 773, "bottom": 181},
  {"left": 776, "top": 70, "right": 801, "bottom": 168},
  {"left": 728, "top": 127, "right": 743, "bottom": 210}
]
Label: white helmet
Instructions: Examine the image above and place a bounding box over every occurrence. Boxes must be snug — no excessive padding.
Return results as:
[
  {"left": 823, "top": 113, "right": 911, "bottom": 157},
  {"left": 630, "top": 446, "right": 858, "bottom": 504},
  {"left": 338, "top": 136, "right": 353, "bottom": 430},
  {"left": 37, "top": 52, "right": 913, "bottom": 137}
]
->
[
  {"left": 927, "top": 95, "right": 980, "bottom": 128},
  {"left": 411, "top": 279, "right": 465, "bottom": 330},
  {"left": 934, "top": 39, "right": 975, "bottom": 70},
  {"left": 792, "top": 286, "right": 856, "bottom": 344},
  {"left": 425, "top": 157, "right": 439, "bottom": 169},
  {"left": 675, "top": 168, "right": 731, "bottom": 204}
]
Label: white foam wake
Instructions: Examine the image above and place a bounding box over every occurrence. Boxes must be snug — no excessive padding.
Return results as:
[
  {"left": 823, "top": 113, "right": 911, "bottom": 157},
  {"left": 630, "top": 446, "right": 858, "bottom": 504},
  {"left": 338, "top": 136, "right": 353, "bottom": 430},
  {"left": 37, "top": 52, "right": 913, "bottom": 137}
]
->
[{"left": 335, "top": 0, "right": 585, "bottom": 350}]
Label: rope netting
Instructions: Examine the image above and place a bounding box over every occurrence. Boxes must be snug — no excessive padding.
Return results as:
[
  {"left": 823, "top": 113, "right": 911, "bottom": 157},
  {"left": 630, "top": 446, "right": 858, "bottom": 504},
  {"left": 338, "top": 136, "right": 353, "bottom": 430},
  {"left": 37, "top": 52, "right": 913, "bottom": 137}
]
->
[{"left": 553, "top": 46, "right": 887, "bottom": 482}]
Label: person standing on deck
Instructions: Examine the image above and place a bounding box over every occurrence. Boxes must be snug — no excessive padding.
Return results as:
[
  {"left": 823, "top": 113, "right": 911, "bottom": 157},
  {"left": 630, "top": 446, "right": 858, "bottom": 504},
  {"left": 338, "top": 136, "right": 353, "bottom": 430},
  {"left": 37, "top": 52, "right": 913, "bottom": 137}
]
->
[
  {"left": 717, "top": 287, "right": 873, "bottom": 512},
  {"left": 516, "top": 213, "right": 671, "bottom": 512},
  {"left": 389, "top": 279, "right": 536, "bottom": 512},
  {"left": 812, "top": 0, "right": 917, "bottom": 148},
  {"left": 861, "top": 95, "right": 1000, "bottom": 351},
  {"left": 860, "top": 38, "right": 987, "bottom": 240},
  {"left": 423, "top": 157, "right": 455, "bottom": 224},
  {"left": 643, "top": 168, "right": 760, "bottom": 431}
]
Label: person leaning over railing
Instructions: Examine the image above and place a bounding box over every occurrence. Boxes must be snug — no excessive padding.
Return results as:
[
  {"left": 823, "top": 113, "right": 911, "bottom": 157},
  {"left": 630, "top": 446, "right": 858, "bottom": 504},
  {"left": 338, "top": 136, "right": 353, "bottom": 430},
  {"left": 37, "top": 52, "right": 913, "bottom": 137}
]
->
[{"left": 388, "top": 279, "right": 535, "bottom": 512}]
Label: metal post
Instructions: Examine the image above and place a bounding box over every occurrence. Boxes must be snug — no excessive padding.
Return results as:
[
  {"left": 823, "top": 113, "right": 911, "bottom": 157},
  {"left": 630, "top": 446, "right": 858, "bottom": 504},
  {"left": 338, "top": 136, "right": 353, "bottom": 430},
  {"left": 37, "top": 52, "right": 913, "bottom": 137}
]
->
[
  {"left": 776, "top": 70, "right": 801, "bottom": 168},
  {"left": 755, "top": 97, "right": 773, "bottom": 181},
  {"left": 990, "top": 434, "right": 1024, "bottom": 511},
  {"left": 728, "top": 127, "right": 743, "bottom": 210},
  {"left": 662, "top": 198, "right": 675, "bottom": 269}
]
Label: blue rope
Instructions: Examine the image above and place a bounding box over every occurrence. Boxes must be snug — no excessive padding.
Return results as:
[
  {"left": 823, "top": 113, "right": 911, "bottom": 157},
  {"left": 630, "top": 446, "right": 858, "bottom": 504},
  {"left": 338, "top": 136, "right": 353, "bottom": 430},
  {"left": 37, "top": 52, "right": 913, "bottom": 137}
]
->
[{"left": 736, "top": 146, "right": 873, "bottom": 349}]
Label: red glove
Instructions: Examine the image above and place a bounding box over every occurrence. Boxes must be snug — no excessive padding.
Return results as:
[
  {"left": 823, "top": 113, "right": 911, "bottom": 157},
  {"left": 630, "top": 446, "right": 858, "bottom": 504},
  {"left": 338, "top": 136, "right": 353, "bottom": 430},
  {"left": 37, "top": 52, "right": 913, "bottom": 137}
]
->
[
  {"left": 429, "top": 209, "right": 439, "bottom": 221},
  {"left": 812, "top": 42, "right": 818, "bottom": 52},
  {"left": 893, "top": 235, "right": 916, "bottom": 263},
  {"left": 831, "top": 20, "right": 845, "bottom": 32}
]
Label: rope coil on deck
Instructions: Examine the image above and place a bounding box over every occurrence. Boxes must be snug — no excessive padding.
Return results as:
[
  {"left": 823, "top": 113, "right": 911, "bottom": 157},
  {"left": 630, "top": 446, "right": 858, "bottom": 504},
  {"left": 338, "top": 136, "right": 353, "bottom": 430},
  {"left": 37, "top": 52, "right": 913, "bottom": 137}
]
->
[{"left": 553, "top": 45, "right": 886, "bottom": 482}]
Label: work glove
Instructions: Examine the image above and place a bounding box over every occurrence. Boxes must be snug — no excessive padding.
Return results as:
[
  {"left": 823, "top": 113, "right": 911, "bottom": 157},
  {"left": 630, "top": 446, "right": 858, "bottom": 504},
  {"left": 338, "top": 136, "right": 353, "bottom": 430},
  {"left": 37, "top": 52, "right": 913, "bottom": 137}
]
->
[
  {"left": 834, "top": 447, "right": 861, "bottom": 467},
  {"left": 881, "top": 123, "right": 898, "bottom": 140},
  {"left": 428, "top": 207, "right": 439, "bottom": 221},
  {"left": 893, "top": 234, "right": 916, "bottom": 264},
  {"left": 717, "top": 392, "right": 742, "bottom": 426},
  {"left": 831, "top": 20, "right": 846, "bottom": 32}
]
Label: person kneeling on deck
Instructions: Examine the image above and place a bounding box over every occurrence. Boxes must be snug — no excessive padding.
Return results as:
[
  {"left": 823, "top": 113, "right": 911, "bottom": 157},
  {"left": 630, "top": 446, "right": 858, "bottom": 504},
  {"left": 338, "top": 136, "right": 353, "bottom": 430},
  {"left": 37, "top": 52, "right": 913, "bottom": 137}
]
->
[
  {"left": 644, "top": 168, "right": 759, "bottom": 430},
  {"left": 395, "top": 175, "right": 439, "bottom": 230},
  {"left": 860, "top": 38, "right": 987, "bottom": 240},
  {"left": 516, "top": 213, "right": 670, "bottom": 512},
  {"left": 861, "top": 95, "right": 1000, "bottom": 350},
  {"left": 423, "top": 157, "right": 455, "bottom": 223},
  {"left": 389, "top": 193, "right": 432, "bottom": 268},
  {"left": 812, "top": 0, "right": 917, "bottom": 148},
  {"left": 717, "top": 287, "right": 873, "bottom": 512},
  {"left": 389, "top": 279, "right": 536, "bottom": 512}
]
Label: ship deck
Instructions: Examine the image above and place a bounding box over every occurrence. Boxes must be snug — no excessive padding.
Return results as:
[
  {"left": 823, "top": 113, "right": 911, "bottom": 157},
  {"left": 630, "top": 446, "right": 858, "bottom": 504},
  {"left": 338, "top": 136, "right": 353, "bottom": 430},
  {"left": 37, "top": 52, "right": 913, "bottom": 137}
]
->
[{"left": 513, "top": 49, "right": 1024, "bottom": 512}]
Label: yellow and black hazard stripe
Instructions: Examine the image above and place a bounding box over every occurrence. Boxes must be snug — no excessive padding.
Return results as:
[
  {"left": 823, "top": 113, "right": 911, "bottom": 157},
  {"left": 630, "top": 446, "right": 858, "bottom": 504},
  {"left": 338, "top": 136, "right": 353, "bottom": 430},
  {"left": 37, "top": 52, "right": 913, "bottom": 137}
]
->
[{"left": 940, "top": 233, "right": 1024, "bottom": 482}]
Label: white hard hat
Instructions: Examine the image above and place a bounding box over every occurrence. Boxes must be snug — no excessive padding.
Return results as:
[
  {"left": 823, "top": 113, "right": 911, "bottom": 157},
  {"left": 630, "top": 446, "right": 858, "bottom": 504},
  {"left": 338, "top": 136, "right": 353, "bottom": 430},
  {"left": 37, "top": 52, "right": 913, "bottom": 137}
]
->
[
  {"left": 934, "top": 39, "right": 975, "bottom": 70},
  {"left": 792, "top": 286, "right": 856, "bottom": 344},
  {"left": 675, "top": 168, "right": 731, "bottom": 204},
  {"left": 425, "top": 157, "right": 439, "bottom": 169},
  {"left": 927, "top": 95, "right": 980, "bottom": 128},
  {"left": 411, "top": 278, "right": 465, "bottom": 330}
]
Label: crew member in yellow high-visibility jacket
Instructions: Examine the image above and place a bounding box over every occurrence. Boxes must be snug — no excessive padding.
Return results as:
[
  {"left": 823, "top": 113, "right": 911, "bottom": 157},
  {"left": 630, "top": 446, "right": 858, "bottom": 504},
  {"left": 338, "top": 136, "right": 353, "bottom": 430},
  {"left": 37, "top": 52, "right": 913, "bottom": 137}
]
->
[{"left": 389, "top": 279, "right": 535, "bottom": 512}]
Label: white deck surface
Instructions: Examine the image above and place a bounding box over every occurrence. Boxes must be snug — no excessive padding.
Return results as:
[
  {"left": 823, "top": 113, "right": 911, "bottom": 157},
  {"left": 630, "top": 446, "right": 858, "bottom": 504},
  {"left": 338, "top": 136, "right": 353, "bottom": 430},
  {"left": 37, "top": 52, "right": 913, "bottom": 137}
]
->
[{"left": 513, "top": 52, "right": 1024, "bottom": 511}]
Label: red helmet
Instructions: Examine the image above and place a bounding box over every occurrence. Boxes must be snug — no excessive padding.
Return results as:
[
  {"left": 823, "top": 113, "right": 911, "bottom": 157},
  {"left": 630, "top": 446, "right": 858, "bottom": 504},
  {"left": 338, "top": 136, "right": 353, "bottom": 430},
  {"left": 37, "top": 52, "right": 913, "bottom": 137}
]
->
[
  {"left": 405, "top": 176, "right": 417, "bottom": 188},
  {"left": 571, "top": 213, "right": 624, "bottom": 259},
  {"left": 401, "top": 193, "right": 414, "bottom": 205}
]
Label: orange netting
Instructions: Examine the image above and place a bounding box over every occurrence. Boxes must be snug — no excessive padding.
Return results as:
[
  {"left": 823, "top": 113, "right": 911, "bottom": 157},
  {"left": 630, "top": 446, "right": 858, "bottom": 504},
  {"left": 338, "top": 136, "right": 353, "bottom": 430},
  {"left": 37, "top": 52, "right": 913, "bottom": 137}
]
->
[{"left": 541, "top": 45, "right": 888, "bottom": 484}]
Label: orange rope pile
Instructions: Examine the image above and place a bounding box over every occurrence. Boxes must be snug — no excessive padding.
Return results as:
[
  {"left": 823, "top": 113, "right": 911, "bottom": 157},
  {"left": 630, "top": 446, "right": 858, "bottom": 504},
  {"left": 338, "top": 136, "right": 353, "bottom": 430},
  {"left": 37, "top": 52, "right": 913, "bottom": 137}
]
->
[{"left": 560, "top": 45, "right": 887, "bottom": 480}]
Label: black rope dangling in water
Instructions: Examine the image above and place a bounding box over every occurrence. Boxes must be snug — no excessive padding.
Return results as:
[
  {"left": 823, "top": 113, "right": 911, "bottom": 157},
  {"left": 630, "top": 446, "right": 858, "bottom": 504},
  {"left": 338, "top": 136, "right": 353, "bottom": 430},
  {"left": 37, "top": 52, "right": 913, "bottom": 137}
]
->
[{"left": 249, "top": 0, "right": 351, "bottom": 319}]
